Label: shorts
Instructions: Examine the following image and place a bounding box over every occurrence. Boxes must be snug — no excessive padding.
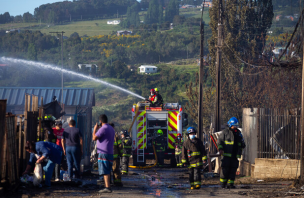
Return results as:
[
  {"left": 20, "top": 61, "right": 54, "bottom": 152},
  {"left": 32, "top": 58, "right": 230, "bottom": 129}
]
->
[{"left": 98, "top": 153, "right": 113, "bottom": 175}]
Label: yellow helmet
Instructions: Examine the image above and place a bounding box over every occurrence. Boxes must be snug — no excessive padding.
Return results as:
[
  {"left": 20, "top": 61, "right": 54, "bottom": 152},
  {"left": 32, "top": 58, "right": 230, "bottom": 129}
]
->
[{"left": 154, "top": 88, "right": 159, "bottom": 92}]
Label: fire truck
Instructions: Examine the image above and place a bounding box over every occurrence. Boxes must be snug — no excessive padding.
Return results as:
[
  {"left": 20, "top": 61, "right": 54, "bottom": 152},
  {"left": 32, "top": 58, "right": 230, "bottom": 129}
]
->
[{"left": 130, "top": 102, "right": 188, "bottom": 166}]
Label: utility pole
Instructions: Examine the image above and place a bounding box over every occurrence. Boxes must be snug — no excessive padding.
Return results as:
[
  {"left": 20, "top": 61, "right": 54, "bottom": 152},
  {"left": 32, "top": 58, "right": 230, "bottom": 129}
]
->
[
  {"left": 49, "top": 31, "right": 65, "bottom": 108},
  {"left": 300, "top": 9, "right": 304, "bottom": 183},
  {"left": 70, "top": 14, "right": 71, "bottom": 22},
  {"left": 198, "top": 2, "right": 205, "bottom": 140},
  {"left": 215, "top": 0, "right": 223, "bottom": 132}
]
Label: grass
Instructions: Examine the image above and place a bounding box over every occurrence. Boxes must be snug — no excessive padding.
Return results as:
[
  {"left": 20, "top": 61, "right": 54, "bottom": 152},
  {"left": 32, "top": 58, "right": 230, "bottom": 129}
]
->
[
  {"left": 179, "top": 8, "right": 210, "bottom": 24},
  {"left": 39, "top": 19, "right": 124, "bottom": 37},
  {"left": 0, "top": 19, "right": 127, "bottom": 37},
  {"left": 0, "top": 8, "right": 210, "bottom": 37}
]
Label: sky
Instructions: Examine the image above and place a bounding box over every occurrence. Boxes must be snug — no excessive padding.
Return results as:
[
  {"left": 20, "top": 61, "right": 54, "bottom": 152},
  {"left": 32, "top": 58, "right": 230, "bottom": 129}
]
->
[{"left": 0, "top": 0, "right": 68, "bottom": 16}]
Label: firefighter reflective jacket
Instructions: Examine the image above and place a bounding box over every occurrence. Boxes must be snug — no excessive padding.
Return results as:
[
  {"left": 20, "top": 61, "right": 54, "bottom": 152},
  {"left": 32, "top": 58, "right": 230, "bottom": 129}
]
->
[
  {"left": 114, "top": 133, "right": 122, "bottom": 159},
  {"left": 155, "top": 94, "right": 163, "bottom": 106},
  {"left": 173, "top": 138, "right": 183, "bottom": 155},
  {"left": 154, "top": 135, "right": 166, "bottom": 152},
  {"left": 181, "top": 137, "right": 207, "bottom": 168},
  {"left": 121, "top": 136, "right": 132, "bottom": 157},
  {"left": 217, "top": 128, "right": 246, "bottom": 159}
]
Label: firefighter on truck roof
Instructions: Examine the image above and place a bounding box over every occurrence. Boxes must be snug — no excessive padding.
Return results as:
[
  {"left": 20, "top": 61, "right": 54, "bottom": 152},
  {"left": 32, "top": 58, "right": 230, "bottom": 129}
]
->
[
  {"left": 182, "top": 127, "right": 207, "bottom": 190},
  {"left": 173, "top": 133, "right": 183, "bottom": 168},
  {"left": 217, "top": 117, "right": 246, "bottom": 189},
  {"left": 154, "top": 88, "right": 163, "bottom": 107},
  {"left": 120, "top": 130, "right": 132, "bottom": 175},
  {"left": 146, "top": 89, "right": 160, "bottom": 107}
]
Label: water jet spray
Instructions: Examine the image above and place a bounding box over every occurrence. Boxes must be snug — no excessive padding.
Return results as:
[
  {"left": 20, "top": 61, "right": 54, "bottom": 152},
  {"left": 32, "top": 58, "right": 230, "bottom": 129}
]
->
[{"left": 0, "top": 57, "right": 145, "bottom": 100}]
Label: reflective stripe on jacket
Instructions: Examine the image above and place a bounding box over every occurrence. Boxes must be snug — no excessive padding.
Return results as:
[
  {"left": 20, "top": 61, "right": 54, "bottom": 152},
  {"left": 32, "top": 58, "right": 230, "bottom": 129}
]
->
[
  {"left": 181, "top": 137, "right": 206, "bottom": 168},
  {"left": 217, "top": 128, "right": 246, "bottom": 159},
  {"left": 113, "top": 133, "right": 122, "bottom": 159}
]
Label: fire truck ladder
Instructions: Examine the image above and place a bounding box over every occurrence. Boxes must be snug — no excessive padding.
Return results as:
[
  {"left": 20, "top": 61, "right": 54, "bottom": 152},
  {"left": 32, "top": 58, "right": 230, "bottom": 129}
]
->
[{"left": 137, "top": 112, "right": 145, "bottom": 163}]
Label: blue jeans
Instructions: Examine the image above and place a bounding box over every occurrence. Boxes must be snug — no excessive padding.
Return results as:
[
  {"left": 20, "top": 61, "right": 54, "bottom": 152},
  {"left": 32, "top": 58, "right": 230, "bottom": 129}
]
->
[
  {"left": 66, "top": 146, "right": 81, "bottom": 178},
  {"left": 42, "top": 160, "right": 56, "bottom": 187}
]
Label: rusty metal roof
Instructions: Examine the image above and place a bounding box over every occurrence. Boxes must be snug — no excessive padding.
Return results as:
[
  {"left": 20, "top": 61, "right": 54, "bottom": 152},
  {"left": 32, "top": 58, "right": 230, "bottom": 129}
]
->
[{"left": 0, "top": 87, "right": 95, "bottom": 107}]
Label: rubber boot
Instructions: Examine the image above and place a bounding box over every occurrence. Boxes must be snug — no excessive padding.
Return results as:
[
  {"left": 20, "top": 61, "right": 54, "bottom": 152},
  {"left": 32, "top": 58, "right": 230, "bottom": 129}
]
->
[
  {"left": 195, "top": 184, "right": 201, "bottom": 189},
  {"left": 221, "top": 183, "right": 227, "bottom": 189},
  {"left": 228, "top": 184, "right": 236, "bottom": 189}
]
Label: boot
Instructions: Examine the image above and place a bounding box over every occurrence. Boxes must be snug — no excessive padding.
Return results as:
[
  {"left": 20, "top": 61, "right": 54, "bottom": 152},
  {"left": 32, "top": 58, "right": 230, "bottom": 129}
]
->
[
  {"left": 221, "top": 183, "right": 227, "bottom": 189},
  {"left": 190, "top": 186, "right": 195, "bottom": 190},
  {"left": 195, "top": 184, "right": 201, "bottom": 189},
  {"left": 228, "top": 184, "right": 236, "bottom": 189}
]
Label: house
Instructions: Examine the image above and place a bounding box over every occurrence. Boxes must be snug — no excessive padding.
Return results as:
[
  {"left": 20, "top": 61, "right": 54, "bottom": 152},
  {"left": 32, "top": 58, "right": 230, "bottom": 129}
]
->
[
  {"left": 202, "top": 1, "right": 213, "bottom": 7},
  {"left": 117, "top": 30, "right": 132, "bottom": 36},
  {"left": 78, "top": 64, "right": 98, "bottom": 75},
  {"left": 107, "top": 20, "right": 120, "bottom": 25},
  {"left": 181, "top": 5, "right": 196, "bottom": 9},
  {"left": 138, "top": 65, "right": 158, "bottom": 74}
]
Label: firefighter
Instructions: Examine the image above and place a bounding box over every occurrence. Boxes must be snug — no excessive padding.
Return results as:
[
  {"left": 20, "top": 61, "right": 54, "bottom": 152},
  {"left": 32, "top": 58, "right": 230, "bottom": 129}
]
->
[
  {"left": 181, "top": 127, "right": 207, "bottom": 190},
  {"left": 174, "top": 133, "right": 183, "bottom": 167},
  {"left": 153, "top": 129, "right": 166, "bottom": 166},
  {"left": 109, "top": 123, "right": 123, "bottom": 186},
  {"left": 154, "top": 88, "right": 163, "bottom": 107},
  {"left": 120, "top": 130, "right": 132, "bottom": 175},
  {"left": 147, "top": 89, "right": 159, "bottom": 107},
  {"left": 217, "top": 117, "right": 246, "bottom": 189}
]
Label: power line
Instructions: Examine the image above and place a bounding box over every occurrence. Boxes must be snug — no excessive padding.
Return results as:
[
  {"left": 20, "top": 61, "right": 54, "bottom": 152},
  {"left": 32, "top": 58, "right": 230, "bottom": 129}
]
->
[
  {"left": 222, "top": 53, "right": 268, "bottom": 76},
  {"left": 224, "top": 41, "right": 269, "bottom": 68}
]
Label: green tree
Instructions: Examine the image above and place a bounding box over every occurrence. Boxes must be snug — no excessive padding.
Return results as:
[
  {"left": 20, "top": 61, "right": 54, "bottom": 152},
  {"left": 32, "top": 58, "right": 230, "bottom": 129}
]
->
[
  {"left": 208, "top": 0, "right": 273, "bottom": 121},
  {"left": 27, "top": 43, "right": 37, "bottom": 60},
  {"left": 165, "top": 0, "right": 179, "bottom": 22},
  {"left": 145, "top": 0, "right": 162, "bottom": 24},
  {"left": 121, "top": 2, "right": 141, "bottom": 28}
]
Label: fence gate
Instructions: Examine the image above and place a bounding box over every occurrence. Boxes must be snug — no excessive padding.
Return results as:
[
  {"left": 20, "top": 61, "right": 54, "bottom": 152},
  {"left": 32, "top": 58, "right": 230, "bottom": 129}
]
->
[{"left": 257, "top": 108, "right": 301, "bottom": 159}]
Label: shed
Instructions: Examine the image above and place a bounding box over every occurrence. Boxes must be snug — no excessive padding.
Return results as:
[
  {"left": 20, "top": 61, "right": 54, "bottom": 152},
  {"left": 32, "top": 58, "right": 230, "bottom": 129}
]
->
[
  {"left": 0, "top": 87, "right": 95, "bottom": 163},
  {"left": 138, "top": 65, "right": 158, "bottom": 74}
]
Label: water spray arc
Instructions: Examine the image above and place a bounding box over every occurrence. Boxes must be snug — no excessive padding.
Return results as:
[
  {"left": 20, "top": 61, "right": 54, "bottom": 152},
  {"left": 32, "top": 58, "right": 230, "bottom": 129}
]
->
[{"left": 0, "top": 57, "right": 145, "bottom": 100}]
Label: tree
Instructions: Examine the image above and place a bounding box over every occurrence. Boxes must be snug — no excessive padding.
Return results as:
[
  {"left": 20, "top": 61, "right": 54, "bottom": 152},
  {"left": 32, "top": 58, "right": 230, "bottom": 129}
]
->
[
  {"left": 207, "top": 0, "right": 273, "bottom": 122},
  {"left": 121, "top": 2, "right": 141, "bottom": 28},
  {"left": 165, "top": 0, "right": 179, "bottom": 22},
  {"left": 145, "top": 0, "right": 162, "bottom": 24},
  {"left": 27, "top": 43, "right": 37, "bottom": 60},
  {"left": 23, "top": 12, "right": 33, "bottom": 22}
]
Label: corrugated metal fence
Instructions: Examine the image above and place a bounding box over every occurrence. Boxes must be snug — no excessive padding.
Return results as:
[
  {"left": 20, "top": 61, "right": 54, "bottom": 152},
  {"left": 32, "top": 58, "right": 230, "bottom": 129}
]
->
[{"left": 257, "top": 108, "right": 301, "bottom": 159}]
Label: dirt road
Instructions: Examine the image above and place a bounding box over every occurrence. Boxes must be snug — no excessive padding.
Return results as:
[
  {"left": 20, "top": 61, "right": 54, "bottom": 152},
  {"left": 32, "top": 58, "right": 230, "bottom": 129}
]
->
[{"left": 7, "top": 167, "right": 295, "bottom": 198}]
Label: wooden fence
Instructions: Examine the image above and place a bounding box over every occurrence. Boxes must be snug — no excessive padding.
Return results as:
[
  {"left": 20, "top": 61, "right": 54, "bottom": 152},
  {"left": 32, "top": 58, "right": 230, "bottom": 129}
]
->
[{"left": 0, "top": 94, "right": 44, "bottom": 190}]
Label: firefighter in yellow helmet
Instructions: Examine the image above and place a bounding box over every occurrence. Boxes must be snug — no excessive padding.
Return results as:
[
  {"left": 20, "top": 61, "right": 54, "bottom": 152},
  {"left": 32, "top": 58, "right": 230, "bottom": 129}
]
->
[
  {"left": 153, "top": 129, "right": 166, "bottom": 166},
  {"left": 154, "top": 88, "right": 163, "bottom": 107}
]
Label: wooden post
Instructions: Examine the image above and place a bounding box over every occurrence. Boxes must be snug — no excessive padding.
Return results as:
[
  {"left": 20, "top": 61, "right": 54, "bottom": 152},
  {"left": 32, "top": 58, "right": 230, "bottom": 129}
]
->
[
  {"left": 300, "top": 37, "right": 304, "bottom": 182},
  {"left": 0, "top": 100, "right": 7, "bottom": 180},
  {"left": 18, "top": 115, "right": 22, "bottom": 175},
  {"left": 215, "top": 0, "right": 223, "bottom": 132},
  {"left": 23, "top": 94, "right": 28, "bottom": 169},
  {"left": 198, "top": 3, "right": 205, "bottom": 140}
]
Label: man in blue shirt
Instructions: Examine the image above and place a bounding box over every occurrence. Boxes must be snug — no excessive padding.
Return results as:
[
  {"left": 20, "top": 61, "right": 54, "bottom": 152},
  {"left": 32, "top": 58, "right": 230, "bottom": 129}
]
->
[{"left": 23, "top": 141, "right": 63, "bottom": 187}]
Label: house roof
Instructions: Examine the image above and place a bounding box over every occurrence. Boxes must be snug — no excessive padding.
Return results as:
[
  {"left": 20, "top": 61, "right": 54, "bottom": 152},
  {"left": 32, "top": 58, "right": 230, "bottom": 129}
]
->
[
  {"left": 139, "top": 65, "right": 157, "bottom": 68},
  {"left": 0, "top": 87, "right": 95, "bottom": 107}
]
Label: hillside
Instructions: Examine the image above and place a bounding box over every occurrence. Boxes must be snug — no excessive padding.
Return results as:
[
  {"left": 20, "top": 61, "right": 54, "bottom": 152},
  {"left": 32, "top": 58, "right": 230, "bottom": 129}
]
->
[{"left": 0, "top": 8, "right": 210, "bottom": 37}]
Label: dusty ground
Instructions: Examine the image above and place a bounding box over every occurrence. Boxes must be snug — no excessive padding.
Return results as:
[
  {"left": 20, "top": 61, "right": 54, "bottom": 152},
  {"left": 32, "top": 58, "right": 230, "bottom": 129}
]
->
[{"left": 3, "top": 159, "right": 302, "bottom": 198}]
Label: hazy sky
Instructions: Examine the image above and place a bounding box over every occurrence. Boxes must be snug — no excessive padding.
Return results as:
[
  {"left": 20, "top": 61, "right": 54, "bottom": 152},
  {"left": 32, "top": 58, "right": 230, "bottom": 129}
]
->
[{"left": 1, "top": 0, "right": 68, "bottom": 16}]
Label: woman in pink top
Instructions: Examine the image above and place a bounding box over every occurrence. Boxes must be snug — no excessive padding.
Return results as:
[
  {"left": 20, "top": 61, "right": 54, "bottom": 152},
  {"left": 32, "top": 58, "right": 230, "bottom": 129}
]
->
[{"left": 53, "top": 120, "right": 65, "bottom": 181}]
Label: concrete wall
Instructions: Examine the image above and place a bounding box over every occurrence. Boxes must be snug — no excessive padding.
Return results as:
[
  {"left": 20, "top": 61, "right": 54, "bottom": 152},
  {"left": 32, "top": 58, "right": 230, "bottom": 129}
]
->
[
  {"left": 242, "top": 108, "right": 258, "bottom": 164},
  {"left": 253, "top": 158, "right": 300, "bottom": 179}
]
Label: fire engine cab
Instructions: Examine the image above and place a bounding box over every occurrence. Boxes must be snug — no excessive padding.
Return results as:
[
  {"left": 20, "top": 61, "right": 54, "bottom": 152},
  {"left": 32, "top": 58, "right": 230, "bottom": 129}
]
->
[{"left": 131, "top": 102, "right": 188, "bottom": 166}]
